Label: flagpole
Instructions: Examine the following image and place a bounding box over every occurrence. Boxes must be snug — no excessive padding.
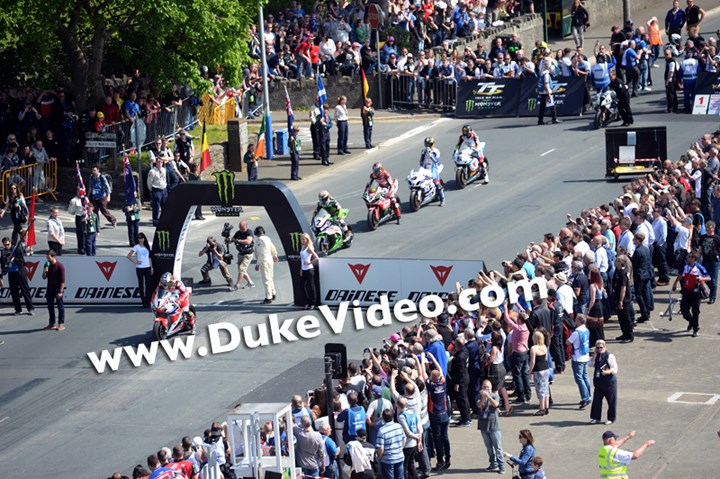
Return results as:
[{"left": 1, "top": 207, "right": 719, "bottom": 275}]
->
[{"left": 259, "top": 5, "right": 273, "bottom": 160}]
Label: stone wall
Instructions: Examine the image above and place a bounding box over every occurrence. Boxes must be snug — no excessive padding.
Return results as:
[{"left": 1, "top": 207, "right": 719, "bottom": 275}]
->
[{"left": 584, "top": 0, "right": 658, "bottom": 28}]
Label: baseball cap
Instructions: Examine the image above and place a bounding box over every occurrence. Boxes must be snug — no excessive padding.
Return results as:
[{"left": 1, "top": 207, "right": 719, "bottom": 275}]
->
[
  {"left": 602, "top": 431, "right": 618, "bottom": 440},
  {"left": 388, "top": 333, "right": 401, "bottom": 343},
  {"left": 372, "top": 385, "right": 383, "bottom": 397},
  {"left": 387, "top": 36, "right": 395, "bottom": 42},
  {"left": 352, "top": 42, "right": 361, "bottom": 47},
  {"left": 192, "top": 436, "right": 204, "bottom": 447},
  {"left": 96, "top": 111, "right": 105, "bottom": 119}
]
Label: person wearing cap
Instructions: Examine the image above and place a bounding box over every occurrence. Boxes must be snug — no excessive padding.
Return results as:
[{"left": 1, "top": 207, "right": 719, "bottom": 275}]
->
[
  {"left": 380, "top": 36, "right": 397, "bottom": 65},
  {"left": 672, "top": 251, "right": 710, "bottom": 336},
  {"left": 597, "top": 430, "right": 655, "bottom": 478},
  {"left": 288, "top": 126, "right": 302, "bottom": 180}
]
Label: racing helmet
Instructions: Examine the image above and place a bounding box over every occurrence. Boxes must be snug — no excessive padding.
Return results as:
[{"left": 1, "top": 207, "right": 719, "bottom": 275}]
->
[
  {"left": 318, "top": 190, "right": 331, "bottom": 206},
  {"left": 462, "top": 125, "right": 472, "bottom": 137},
  {"left": 424, "top": 137, "right": 435, "bottom": 147},
  {"left": 671, "top": 33, "right": 681, "bottom": 46},
  {"left": 372, "top": 162, "right": 383, "bottom": 175},
  {"left": 160, "top": 272, "right": 173, "bottom": 288}
]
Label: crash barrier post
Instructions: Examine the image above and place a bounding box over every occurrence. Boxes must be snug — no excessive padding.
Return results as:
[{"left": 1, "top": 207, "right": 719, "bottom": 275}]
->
[
  {"left": 1, "top": 160, "right": 58, "bottom": 205},
  {"left": 455, "top": 77, "right": 587, "bottom": 118},
  {"left": 389, "top": 75, "right": 456, "bottom": 111},
  {"left": 83, "top": 97, "right": 199, "bottom": 165}
]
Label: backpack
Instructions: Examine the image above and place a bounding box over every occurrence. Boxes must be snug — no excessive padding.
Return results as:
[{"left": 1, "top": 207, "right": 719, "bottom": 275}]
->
[{"left": 102, "top": 173, "right": 113, "bottom": 195}]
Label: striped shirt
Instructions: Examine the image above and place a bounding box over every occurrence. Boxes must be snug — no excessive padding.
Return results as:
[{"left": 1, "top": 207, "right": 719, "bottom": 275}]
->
[{"left": 376, "top": 421, "right": 406, "bottom": 464}]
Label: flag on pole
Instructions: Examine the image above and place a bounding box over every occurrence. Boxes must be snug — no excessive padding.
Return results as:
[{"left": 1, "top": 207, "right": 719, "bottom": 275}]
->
[
  {"left": 123, "top": 152, "right": 137, "bottom": 206},
  {"left": 200, "top": 122, "right": 212, "bottom": 173},
  {"left": 76, "top": 161, "right": 88, "bottom": 220},
  {"left": 26, "top": 192, "right": 36, "bottom": 248},
  {"left": 317, "top": 75, "right": 327, "bottom": 108},
  {"left": 361, "top": 68, "right": 370, "bottom": 99},
  {"left": 254, "top": 114, "right": 267, "bottom": 159},
  {"left": 284, "top": 86, "right": 294, "bottom": 132}
]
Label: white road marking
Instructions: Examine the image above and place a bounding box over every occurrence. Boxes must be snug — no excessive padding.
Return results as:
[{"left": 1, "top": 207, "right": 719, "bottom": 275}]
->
[
  {"left": 381, "top": 118, "right": 451, "bottom": 149},
  {"left": 666, "top": 392, "right": 720, "bottom": 405},
  {"left": 540, "top": 148, "right": 556, "bottom": 157},
  {"left": 0, "top": 417, "right": 9, "bottom": 424}
]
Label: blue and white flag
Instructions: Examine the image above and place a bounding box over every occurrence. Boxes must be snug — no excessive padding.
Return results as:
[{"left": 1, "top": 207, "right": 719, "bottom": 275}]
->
[{"left": 317, "top": 75, "right": 327, "bottom": 108}]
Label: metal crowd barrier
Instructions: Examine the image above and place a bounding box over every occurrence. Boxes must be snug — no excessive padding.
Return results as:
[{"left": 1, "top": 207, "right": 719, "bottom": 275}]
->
[
  {"left": 84, "top": 97, "right": 199, "bottom": 165},
  {"left": 1, "top": 161, "right": 58, "bottom": 205},
  {"left": 389, "top": 75, "right": 456, "bottom": 111}
]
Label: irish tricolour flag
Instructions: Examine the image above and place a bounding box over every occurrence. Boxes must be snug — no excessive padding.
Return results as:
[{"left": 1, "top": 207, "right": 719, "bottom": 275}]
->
[{"left": 254, "top": 114, "right": 267, "bottom": 159}]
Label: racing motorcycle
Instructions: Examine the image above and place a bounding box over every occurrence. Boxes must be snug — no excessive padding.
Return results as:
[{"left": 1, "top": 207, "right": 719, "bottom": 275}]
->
[
  {"left": 453, "top": 143, "right": 488, "bottom": 189},
  {"left": 312, "top": 208, "right": 353, "bottom": 255},
  {"left": 362, "top": 179, "right": 401, "bottom": 230},
  {"left": 151, "top": 288, "right": 196, "bottom": 341},
  {"left": 593, "top": 89, "right": 619, "bottom": 129},
  {"left": 407, "top": 165, "right": 443, "bottom": 211}
]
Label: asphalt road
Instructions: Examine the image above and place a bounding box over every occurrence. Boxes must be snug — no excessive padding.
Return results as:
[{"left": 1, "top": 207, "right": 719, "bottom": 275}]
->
[{"left": 2, "top": 56, "right": 720, "bottom": 479}]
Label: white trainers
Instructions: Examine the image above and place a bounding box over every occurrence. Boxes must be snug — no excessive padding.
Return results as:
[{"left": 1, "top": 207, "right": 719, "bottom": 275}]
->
[
  {"left": 643, "top": 87, "right": 652, "bottom": 92},
  {"left": 590, "top": 419, "right": 600, "bottom": 424}
]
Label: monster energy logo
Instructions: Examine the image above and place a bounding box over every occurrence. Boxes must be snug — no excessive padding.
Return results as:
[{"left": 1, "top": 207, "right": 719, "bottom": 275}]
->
[
  {"left": 212, "top": 170, "right": 236, "bottom": 205},
  {"left": 289, "top": 232, "right": 303, "bottom": 254},
  {"left": 465, "top": 99, "right": 475, "bottom": 111},
  {"left": 527, "top": 98, "right": 537, "bottom": 110},
  {"left": 157, "top": 230, "right": 171, "bottom": 251}
]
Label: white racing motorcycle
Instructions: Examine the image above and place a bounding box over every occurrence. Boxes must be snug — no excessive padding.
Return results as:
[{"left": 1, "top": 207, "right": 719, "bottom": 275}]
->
[
  {"left": 407, "top": 164, "right": 444, "bottom": 211},
  {"left": 453, "top": 143, "right": 488, "bottom": 188}
]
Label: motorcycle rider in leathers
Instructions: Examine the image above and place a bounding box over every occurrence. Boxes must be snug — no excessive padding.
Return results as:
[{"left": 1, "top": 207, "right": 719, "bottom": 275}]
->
[
  {"left": 455, "top": 124, "right": 489, "bottom": 184},
  {"left": 366, "top": 162, "right": 401, "bottom": 219},
  {"left": 152, "top": 272, "right": 195, "bottom": 334},
  {"left": 419, "top": 137, "right": 445, "bottom": 206},
  {"left": 314, "top": 190, "right": 349, "bottom": 236}
]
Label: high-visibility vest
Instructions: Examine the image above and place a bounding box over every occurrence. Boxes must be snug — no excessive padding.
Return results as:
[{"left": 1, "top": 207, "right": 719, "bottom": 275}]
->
[
  {"left": 598, "top": 445, "right": 628, "bottom": 479},
  {"left": 649, "top": 25, "right": 662, "bottom": 46}
]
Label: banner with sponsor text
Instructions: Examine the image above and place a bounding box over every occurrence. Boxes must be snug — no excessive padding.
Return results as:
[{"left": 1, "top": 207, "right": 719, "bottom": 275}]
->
[
  {"left": 0, "top": 256, "right": 140, "bottom": 305},
  {"left": 319, "top": 257, "right": 485, "bottom": 306},
  {"left": 456, "top": 77, "right": 586, "bottom": 118}
]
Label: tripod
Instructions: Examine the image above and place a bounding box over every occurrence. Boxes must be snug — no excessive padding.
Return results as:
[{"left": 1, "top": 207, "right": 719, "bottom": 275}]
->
[{"left": 659, "top": 289, "right": 681, "bottom": 321}]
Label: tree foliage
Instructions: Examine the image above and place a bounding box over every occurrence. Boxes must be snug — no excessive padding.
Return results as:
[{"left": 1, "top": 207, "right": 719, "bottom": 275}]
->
[{"left": 0, "top": 0, "right": 262, "bottom": 110}]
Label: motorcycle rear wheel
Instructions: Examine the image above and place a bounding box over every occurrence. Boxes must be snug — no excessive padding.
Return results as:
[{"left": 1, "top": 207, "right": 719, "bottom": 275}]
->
[
  {"left": 456, "top": 168, "right": 468, "bottom": 189},
  {"left": 367, "top": 209, "right": 379, "bottom": 231},
  {"left": 153, "top": 322, "right": 168, "bottom": 341}
]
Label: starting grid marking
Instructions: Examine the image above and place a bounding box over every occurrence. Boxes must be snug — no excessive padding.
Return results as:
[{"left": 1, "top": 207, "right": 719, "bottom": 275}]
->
[{"left": 667, "top": 392, "right": 720, "bottom": 405}]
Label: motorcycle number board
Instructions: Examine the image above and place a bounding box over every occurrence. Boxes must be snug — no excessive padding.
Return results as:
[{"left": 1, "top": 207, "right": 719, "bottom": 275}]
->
[{"left": 319, "top": 257, "right": 485, "bottom": 306}]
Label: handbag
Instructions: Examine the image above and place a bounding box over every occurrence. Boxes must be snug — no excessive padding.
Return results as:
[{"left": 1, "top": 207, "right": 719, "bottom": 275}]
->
[
  {"left": 699, "top": 282, "right": 710, "bottom": 299},
  {"left": 586, "top": 315, "right": 604, "bottom": 328}
]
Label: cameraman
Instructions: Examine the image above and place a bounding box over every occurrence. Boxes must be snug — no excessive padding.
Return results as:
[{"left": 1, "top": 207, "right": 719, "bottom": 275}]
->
[
  {"left": 231, "top": 220, "right": 256, "bottom": 290},
  {"left": 198, "top": 236, "right": 233, "bottom": 286}
]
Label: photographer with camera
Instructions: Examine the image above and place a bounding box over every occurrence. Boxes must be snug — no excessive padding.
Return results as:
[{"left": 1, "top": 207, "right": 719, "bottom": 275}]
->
[
  {"left": 231, "top": 220, "right": 256, "bottom": 291},
  {"left": 198, "top": 236, "right": 233, "bottom": 286}
]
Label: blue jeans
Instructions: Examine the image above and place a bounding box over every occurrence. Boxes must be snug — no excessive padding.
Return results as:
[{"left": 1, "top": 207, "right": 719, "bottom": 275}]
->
[
  {"left": 511, "top": 351, "right": 532, "bottom": 402},
  {"left": 703, "top": 259, "right": 719, "bottom": 300},
  {"left": 572, "top": 360, "right": 592, "bottom": 402},
  {"left": 381, "top": 461, "right": 404, "bottom": 479},
  {"left": 430, "top": 412, "right": 451, "bottom": 463},
  {"left": 480, "top": 429, "right": 504, "bottom": 471},
  {"left": 321, "top": 462, "right": 338, "bottom": 479}
]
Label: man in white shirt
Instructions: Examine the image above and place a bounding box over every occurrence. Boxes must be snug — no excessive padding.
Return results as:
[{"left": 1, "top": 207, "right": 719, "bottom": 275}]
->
[
  {"left": 146, "top": 156, "right": 167, "bottom": 226},
  {"left": 633, "top": 211, "right": 654, "bottom": 249},
  {"left": 567, "top": 315, "right": 592, "bottom": 408},
  {"left": 652, "top": 207, "right": 670, "bottom": 285},
  {"left": 617, "top": 217, "right": 635, "bottom": 256},
  {"left": 67, "top": 186, "right": 87, "bottom": 255},
  {"left": 669, "top": 215, "right": 693, "bottom": 270},
  {"left": 620, "top": 193, "right": 638, "bottom": 217},
  {"left": 554, "top": 272, "right": 576, "bottom": 317}
]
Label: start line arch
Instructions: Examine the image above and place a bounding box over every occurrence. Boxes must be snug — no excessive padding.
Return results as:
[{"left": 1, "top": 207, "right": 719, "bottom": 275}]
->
[{"left": 150, "top": 172, "right": 313, "bottom": 306}]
